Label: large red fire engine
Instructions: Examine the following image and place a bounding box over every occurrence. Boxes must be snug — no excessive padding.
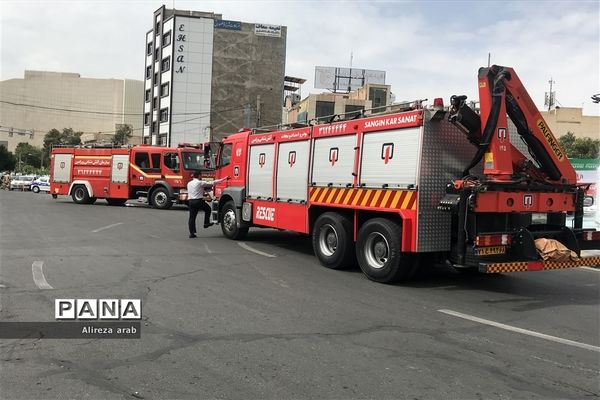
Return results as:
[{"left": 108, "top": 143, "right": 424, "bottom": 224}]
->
[
  {"left": 49, "top": 143, "right": 211, "bottom": 209},
  {"left": 210, "top": 65, "right": 600, "bottom": 282}
]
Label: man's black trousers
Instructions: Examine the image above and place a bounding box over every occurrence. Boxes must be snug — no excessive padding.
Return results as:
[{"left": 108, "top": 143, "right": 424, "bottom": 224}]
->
[{"left": 188, "top": 199, "right": 211, "bottom": 234}]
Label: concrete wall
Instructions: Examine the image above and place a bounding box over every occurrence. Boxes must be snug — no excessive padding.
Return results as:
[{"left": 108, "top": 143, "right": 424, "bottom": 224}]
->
[
  {"left": 541, "top": 107, "right": 599, "bottom": 139},
  {"left": 211, "top": 22, "right": 286, "bottom": 138},
  {"left": 123, "top": 79, "right": 144, "bottom": 139},
  {"left": 0, "top": 71, "right": 143, "bottom": 152}
]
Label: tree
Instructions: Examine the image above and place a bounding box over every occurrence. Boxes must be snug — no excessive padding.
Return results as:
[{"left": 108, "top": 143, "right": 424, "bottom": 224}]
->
[
  {"left": 558, "top": 131, "right": 599, "bottom": 159},
  {"left": 14, "top": 142, "right": 42, "bottom": 171},
  {"left": 112, "top": 124, "right": 133, "bottom": 146},
  {"left": 43, "top": 128, "right": 82, "bottom": 165},
  {"left": 0, "top": 145, "right": 16, "bottom": 171}
]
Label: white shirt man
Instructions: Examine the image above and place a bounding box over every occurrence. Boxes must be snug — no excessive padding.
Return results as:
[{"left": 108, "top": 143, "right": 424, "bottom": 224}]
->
[{"left": 187, "top": 172, "right": 228, "bottom": 238}]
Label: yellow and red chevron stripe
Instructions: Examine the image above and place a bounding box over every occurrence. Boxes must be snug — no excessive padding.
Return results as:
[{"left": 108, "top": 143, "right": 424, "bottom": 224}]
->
[
  {"left": 309, "top": 187, "right": 417, "bottom": 210},
  {"left": 481, "top": 256, "right": 600, "bottom": 273}
]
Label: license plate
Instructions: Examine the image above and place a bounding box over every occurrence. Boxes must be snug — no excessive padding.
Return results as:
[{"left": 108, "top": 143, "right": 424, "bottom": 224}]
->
[{"left": 475, "top": 246, "right": 506, "bottom": 256}]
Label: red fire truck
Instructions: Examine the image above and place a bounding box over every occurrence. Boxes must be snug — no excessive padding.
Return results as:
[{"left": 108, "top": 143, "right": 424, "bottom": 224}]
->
[
  {"left": 210, "top": 65, "right": 600, "bottom": 282},
  {"left": 49, "top": 143, "right": 211, "bottom": 209}
]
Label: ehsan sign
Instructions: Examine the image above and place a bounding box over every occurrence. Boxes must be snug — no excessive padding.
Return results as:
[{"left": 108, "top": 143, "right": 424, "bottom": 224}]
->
[{"left": 55, "top": 299, "right": 142, "bottom": 320}]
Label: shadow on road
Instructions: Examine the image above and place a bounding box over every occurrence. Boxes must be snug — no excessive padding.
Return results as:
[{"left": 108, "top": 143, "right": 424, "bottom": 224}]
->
[
  {"left": 403, "top": 262, "right": 599, "bottom": 311},
  {"left": 241, "top": 229, "right": 598, "bottom": 311}
]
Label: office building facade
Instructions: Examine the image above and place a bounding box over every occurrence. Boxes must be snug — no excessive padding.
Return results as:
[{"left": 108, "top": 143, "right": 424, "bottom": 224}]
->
[
  {"left": 0, "top": 71, "right": 143, "bottom": 152},
  {"left": 143, "top": 6, "right": 287, "bottom": 146}
]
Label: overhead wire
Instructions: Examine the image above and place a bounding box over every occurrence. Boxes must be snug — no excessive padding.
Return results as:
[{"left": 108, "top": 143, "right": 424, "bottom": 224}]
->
[
  {"left": 0, "top": 99, "right": 239, "bottom": 117},
  {"left": 0, "top": 105, "right": 251, "bottom": 136}
]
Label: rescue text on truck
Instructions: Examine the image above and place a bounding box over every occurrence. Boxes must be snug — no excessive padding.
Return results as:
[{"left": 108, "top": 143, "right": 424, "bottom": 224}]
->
[
  {"left": 208, "top": 65, "right": 600, "bottom": 283},
  {"left": 50, "top": 143, "right": 213, "bottom": 209}
]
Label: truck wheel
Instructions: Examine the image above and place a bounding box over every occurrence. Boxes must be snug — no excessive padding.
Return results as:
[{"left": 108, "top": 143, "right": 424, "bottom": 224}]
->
[
  {"left": 52, "top": 194, "right": 58, "bottom": 199},
  {"left": 32, "top": 186, "right": 40, "bottom": 193},
  {"left": 356, "top": 218, "right": 417, "bottom": 283},
  {"left": 89, "top": 197, "right": 97, "bottom": 205},
  {"left": 150, "top": 187, "right": 172, "bottom": 209},
  {"left": 312, "top": 212, "right": 355, "bottom": 270},
  {"left": 221, "top": 201, "right": 248, "bottom": 240},
  {"left": 71, "top": 185, "right": 91, "bottom": 205},
  {"left": 107, "top": 198, "right": 127, "bottom": 206}
]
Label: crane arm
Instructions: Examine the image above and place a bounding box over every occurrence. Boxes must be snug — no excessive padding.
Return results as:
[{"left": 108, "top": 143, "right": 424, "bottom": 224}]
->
[{"left": 450, "top": 65, "right": 576, "bottom": 185}]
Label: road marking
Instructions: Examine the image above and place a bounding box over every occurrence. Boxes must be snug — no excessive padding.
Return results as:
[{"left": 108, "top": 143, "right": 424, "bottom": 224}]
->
[
  {"left": 238, "top": 242, "right": 276, "bottom": 258},
  {"left": 438, "top": 309, "right": 600, "bottom": 353},
  {"left": 579, "top": 266, "right": 599, "bottom": 272},
  {"left": 92, "top": 222, "right": 123, "bottom": 233},
  {"left": 203, "top": 243, "right": 213, "bottom": 254},
  {"left": 32, "top": 261, "right": 53, "bottom": 290}
]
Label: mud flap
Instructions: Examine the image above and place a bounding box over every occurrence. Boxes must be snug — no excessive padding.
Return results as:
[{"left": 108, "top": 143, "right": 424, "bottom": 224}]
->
[{"left": 210, "top": 201, "right": 218, "bottom": 224}]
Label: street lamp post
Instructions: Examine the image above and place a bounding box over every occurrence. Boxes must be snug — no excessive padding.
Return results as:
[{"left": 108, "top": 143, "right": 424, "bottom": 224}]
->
[{"left": 17, "top": 153, "right": 32, "bottom": 173}]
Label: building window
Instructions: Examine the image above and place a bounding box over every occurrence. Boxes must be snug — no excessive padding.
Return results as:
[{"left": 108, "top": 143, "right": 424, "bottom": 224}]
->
[
  {"left": 154, "top": 47, "right": 159, "bottom": 59},
  {"left": 296, "top": 111, "right": 308, "bottom": 124},
  {"left": 153, "top": 97, "right": 158, "bottom": 110},
  {"left": 162, "top": 31, "right": 171, "bottom": 47},
  {"left": 145, "top": 89, "right": 151, "bottom": 102},
  {"left": 159, "top": 135, "right": 168, "bottom": 146},
  {"left": 160, "top": 108, "right": 169, "bottom": 122},
  {"left": 144, "top": 113, "right": 150, "bottom": 126},
  {"left": 369, "top": 87, "right": 388, "bottom": 113},
  {"left": 147, "top": 42, "right": 153, "bottom": 55},
  {"left": 160, "top": 82, "right": 169, "bottom": 97},
  {"left": 315, "top": 101, "right": 335, "bottom": 122},
  {"left": 161, "top": 57, "right": 170, "bottom": 73},
  {"left": 145, "top": 66, "right": 152, "bottom": 79},
  {"left": 155, "top": 20, "right": 161, "bottom": 34},
  {"left": 344, "top": 105, "right": 364, "bottom": 119},
  {"left": 154, "top": 72, "right": 158, "bottom": 85},
  {"left": 151, "top": 121, "right": 158, "bottom": 134}
]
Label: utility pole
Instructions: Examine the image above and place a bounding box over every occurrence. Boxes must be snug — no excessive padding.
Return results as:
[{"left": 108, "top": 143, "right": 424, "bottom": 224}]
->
[
  {"left": 256, "top": 95, "right": 261, "bottom": 128},
  {"left": 546, "top": 78, "right": 555, "bottom": 111},
  {"left": 243, "top": 103, "right": 252, "bottom": 127}
]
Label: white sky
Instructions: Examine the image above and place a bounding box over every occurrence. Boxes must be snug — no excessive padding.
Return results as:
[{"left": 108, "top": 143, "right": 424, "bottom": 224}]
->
[{"left": 1, "top": 0, "right": 599, "bottom": 116}]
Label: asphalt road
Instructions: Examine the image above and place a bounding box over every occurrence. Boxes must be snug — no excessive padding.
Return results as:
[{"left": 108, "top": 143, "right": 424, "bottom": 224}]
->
[{"left": 1, "top": 190, "right": 599, "bottom": 400}]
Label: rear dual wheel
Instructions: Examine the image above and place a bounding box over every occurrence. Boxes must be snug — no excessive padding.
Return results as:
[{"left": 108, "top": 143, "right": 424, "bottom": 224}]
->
[{"left": 356, "top": 218, "right": 418, "bottom": 283}]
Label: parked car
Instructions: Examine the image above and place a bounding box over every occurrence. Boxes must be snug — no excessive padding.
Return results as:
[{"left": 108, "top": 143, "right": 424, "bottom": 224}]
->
[
  {"left": 31, "top": 176, "right": 50, "bottom": 193},
  {"left": 9, "top": 175, "right": 36, "bottom": 191}
]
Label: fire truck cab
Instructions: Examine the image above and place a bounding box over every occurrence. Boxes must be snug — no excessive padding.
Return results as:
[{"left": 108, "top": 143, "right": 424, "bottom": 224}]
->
[{"left": 50, "top": 143, "right": 211, "bottom": 209}]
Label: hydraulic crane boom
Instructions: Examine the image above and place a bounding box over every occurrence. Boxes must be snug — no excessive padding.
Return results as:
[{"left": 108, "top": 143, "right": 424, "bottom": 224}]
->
[{"left": 449, "top": 65, "right": 577, "bottom": 185}]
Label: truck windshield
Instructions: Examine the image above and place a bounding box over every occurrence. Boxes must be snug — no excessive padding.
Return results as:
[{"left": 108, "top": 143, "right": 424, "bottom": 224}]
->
[{"left": 182, "top": 152, "right": 205, "bottom": 170}]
